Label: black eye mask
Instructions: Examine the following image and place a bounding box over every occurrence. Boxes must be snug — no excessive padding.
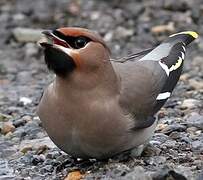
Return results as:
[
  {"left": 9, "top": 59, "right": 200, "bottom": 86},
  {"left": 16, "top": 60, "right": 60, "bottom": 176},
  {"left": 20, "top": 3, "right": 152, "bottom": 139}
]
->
[{"left": 52, "top": 30, "right": 92, "bottom": 49}]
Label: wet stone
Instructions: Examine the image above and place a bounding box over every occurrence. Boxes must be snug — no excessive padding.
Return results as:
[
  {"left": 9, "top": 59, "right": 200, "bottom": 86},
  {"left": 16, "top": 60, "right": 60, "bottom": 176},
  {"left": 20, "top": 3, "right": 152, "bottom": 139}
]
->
[
  {"left": 196, "top": 170, "right": 203, "bottom": 180},
  {"left": 145, "top": 156, "right": 167, "bottom": 166},
  {"left": 152, "top": 166, "right": 187, "bottom": 180},
  {"left": 12, "top": 27, "right": 43, "bottom": 43},
  {"left": 160, "top": 124, "right": 186, "bottom": 135},
  {"left": 185, "top": 112, "right": 203, "bottom": 130},
  {"left": 13, "top": 119, "right": 27, "bottom": 128},
  {"left": 22, "top": 115, "right": 32, "bottom": 122},
  {"left": 11, "top": 128, "right": 27, "bottom": 139},
  {"left": 40, "top": 165, "right": 54, "bottom": 173},
  {"left": 191, "top": 140, "right": 203, "bottom": 151},
  {"left": 169, "top": 131, "right": 183, "bottom": 140},
  {"left": 180, "top": 136, "right": 191, "bottom": 143},
  {"left": 24, "top": 43, "right": 39, "bottom": 58},
  {"left": 168, "top": 149, "right": 178, "bottom": 157},
  {"left": 46, "top": 151, "right": 61, "bottom": 159},
  {"left": 44, "top": 159, "right": 60, "bottom": 166},
  {"left": 115, "top": 26, "right": 134, "bottom": 39},
  {"left": 156, "top": 123, "right": 168, "bottom": 132},
  {"left": 180, "top": 99, "right": 201, "bottom": 110},
  {"left": 20, "top": 145, "right": 33, "bottom": 154},
  {"left": 19, "top": 137, "right": 56, "bottom": 151},
  {"left": 189, "top": 79, "right": 203, "bottom": 90},
  {"left": 186, "top": 126, "right": 198, "bottom": 134},
  {"left": 1, "top": 122, "right": 15, "bottom": 135},
  {"left": 35, "top": 144, "right": 49, "bottom": 155},
  {"left": 0, "top": 160, "right": 14, "bottom": 177},
  {"left": 110, "top": 164, "right": 131, "bottom": 177},
  {"left": 151, "top": 22, "right": 175, "bottom": 35},
  {"left": 152, "top": 133, "right": 169, "bottom": 144},
  {"left": 192, "top": 56, "right": 203, "bottom": 70},
  {"left": 31, "top": 154, "right": 45, "bottom": 165},
  {"left": 19, "top": 96, "right": 32, "bottom": 106},
  {"left": 143, "top": 144, "right": 161, "bottom": 156},
  {"left": 161, "top": 139, "right": 177, "bottom": 149},
  {"left": 163, "top": 0, "right": 191, "bottom": 11},
  {"left": 123, "top": 166, "right": 151, "bottom": 180},
  {"left": 0, "top": 113, "right": 11, "bottom": 122},
  {"left": 23, "top": 120, "right": 42, "bottom": 137}
]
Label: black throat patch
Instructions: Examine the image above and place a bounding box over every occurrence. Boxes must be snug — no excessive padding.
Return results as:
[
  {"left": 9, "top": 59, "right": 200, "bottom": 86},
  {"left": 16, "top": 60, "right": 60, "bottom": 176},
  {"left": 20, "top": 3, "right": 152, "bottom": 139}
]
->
[{"left": 44, "top": 46, "right": 76, "bottom": 77}]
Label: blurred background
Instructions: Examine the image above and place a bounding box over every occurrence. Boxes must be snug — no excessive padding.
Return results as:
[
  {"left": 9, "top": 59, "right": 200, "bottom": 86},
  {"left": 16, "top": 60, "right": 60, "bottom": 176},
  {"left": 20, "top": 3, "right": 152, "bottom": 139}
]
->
[{"left": 0, "top": 0, "right": 202, "bottom": 179}]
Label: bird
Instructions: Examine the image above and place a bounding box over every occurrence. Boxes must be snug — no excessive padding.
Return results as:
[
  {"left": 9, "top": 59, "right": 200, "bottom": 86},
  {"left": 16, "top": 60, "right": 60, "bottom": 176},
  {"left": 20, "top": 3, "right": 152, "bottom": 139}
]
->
[{"left": 37, "top": 27, "right": 198, "bottom": 159}]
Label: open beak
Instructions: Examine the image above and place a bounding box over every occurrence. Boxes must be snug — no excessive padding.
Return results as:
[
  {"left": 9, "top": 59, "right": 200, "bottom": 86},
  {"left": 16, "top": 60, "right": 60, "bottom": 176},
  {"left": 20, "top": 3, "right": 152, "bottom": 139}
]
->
[
  {"left": 39, "top": 30, "right": 78, "bottom": 76},
  {"left": 39, "top": 30, "right": 70, "bottom": 48},
  {"left": 38, "top": 30, "right": 76, "bottom": 59}
]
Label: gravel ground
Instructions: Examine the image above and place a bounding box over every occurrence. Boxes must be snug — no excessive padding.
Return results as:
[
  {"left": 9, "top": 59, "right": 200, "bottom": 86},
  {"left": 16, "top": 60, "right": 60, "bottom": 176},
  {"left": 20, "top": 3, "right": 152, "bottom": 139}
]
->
[{"left": 0, "top": 0, "right": 203, "bottom": 179}]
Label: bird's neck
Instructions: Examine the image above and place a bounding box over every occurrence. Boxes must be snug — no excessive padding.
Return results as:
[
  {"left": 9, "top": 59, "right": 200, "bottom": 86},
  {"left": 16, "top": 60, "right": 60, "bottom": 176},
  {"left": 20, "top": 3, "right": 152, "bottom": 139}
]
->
[{"left": 54, "top": 61, "right": 120, "bottom": 99}]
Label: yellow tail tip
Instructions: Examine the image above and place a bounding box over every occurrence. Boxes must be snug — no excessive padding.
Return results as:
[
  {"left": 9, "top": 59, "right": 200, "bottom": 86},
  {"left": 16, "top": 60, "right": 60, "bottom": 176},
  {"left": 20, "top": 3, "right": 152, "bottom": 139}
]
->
[{"left": 170, "top": 31, "right": 198, "bottom": 39}]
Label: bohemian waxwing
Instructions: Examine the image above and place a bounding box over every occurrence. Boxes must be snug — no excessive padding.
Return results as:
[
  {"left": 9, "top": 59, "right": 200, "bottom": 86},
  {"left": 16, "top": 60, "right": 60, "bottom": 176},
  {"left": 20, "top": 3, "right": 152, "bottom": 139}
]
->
[{"left": 38, "top": 27, "right": 198, "bottom": 159}]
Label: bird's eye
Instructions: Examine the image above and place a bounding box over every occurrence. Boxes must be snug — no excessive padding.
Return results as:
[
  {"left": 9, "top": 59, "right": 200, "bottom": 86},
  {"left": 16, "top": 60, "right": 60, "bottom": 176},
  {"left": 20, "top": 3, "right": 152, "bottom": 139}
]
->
[{"left": 74, "top": 37, "right": 89, "bottom": 49}]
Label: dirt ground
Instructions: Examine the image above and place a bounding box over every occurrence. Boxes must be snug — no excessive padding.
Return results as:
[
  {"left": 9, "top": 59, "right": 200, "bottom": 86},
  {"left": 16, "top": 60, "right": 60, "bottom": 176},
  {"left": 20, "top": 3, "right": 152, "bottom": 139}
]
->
[{"left": 0, "top": 0, "right": 202, "bottom": 179}]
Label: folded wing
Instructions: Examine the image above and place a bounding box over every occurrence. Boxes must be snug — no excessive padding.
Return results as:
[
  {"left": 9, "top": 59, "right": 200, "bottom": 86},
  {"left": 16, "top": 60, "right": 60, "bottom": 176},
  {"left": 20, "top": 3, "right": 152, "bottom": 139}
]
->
[{"left": 114, "top": 31, "right": 198, "bottom": 129}]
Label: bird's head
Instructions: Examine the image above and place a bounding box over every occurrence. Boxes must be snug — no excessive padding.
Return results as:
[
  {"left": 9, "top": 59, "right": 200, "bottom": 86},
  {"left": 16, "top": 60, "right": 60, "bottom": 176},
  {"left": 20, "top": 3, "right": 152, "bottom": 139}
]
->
[{"left": 39, "top": 27, "right": 111, "bottom": 78}]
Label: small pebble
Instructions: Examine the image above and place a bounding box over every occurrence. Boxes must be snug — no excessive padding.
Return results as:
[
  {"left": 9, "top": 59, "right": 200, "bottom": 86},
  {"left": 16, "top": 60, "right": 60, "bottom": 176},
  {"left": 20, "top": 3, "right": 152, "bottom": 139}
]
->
[
  {"left": 19, "top": 97, "right": 32, "bottom": 106},
  {"left": 65, "top": 171, "right": 83, "bottom": 180},
  {"left": 151, "top": 22, "right": 175, "bottom": 35},
  {"left": 46, "top": 151, "right": 61, "bottom": 159},
  {"left": 189, "top": 79, "right": 203, "bottom": 90},
  {"left": 1, "top": 122, "right": 15, "bottom": 134},
  {"left": 143, "top": 144, "right": 161, "bottom": 156},
  {"left": 152, "top": 166, "right": 187, "bottom": 180},
  {"left": 115, "top": 26, "right": 134, "bottom": 39},
  {"left": 146, "top": 156, "right": 166, "bottom": 165},
  {"left": 163, "top": 0, "right": 191, "bottom": 11},
  {"left": 191, "top": 140, "right": 203, "bottom": 150},
  {"left": 169, "top": 131, "right": 182, "bottom": 139},
  {"left": 161, "top": 124, "right": 186, "bottom": 135},
  {"left": 22, "top": 115, "right": 32, "bottom": 122},
  {"left": 13, "top": 27, "right": 43, "bottom": 43},
  {"left": 13, "top": 119, "right": 27, "bottom": 128},
  {"left": 0, "top": 113, "right": 11, "bottom": 122},
  {"left": 31, "top": 154, "right": 45, "bottom": 165},
  {"left": 187, "top": 126, "right": 198, "bottom": 134},
  {"left": 25, "top": 43, "right": 39, "bottom": 58},
  {"left": 122, "top": 166, "right": 151, "bottom": 180},
  {"left": 180, "top": 99, "right": 201, "bottom": 110},
  {"left": 161, "top": 139, "right": 177, "bottom": 148},
  {"left": 156, "top": 123, "right": 168, "bottom": 131},
  {"left": 20, "top": 145, "right": 33, "bottom": 154},
  {"left": 185, "top": 112, "right": 203, "bottom": 130},
  {"left": 12, "top": 128, "right": 26, "bottom": 138},
  {"left": 40, "top": 165, "right": 54, "bottom": 173}
]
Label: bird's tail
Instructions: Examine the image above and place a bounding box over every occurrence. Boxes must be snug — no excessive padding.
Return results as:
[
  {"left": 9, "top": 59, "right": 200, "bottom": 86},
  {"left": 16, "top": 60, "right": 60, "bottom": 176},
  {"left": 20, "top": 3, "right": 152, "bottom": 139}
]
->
[
  {"left": 139, "top": 31, "right": 198, "bottom": 63},
  {"left": 167, "top": 31, "right": 198, "bottom": 45},
  {"left": 138, "top": 31, "right": 198, "bottom": 113},
  {"left": 111, "top": 31, "right": 198, "bottom": 63}
]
